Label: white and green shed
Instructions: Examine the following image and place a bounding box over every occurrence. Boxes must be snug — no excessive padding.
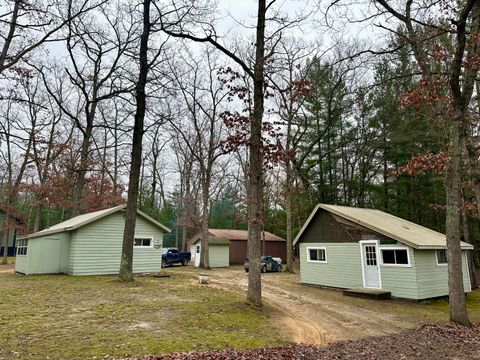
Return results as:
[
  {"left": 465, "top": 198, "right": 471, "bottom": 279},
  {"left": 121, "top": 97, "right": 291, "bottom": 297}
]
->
[
  {"left": 294, "top": 204, "right": 474, "bottom": 300},
  {"left": 14, "top": 205, "right": 170, "bottom": 275},
  {"left": 190, "top": 236, "right": 230, "bottom": 268}
]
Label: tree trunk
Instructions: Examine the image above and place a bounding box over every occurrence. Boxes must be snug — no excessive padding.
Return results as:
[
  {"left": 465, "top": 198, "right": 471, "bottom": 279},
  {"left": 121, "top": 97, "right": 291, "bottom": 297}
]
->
[
  {"left": 461, "top": 204, "right": 478, "bottom": 290},
  {"left": 72, "top": 124, "right": 93, "bottom": 216},
  {"left": 119, "top": 0, "right": 150, "bottom": 282},
  {"left": 182, "top": 226, "right": 188, "bottom": 252},
  {"left": 446, "top": 113, "right": 470, "bottom": 326},
  {"left": 285, "top": 174, "right": 293, "bottom": 273},
  {"left": 285, "top": 106, "right": 294, "bottom": 273},
  {"left": 33, "top": 204, "right": 42, "bottom": 233},
  {"left": 246, "top": 0, "right": 266, "bottom": 307},
  {"left": 1, "top": 221, "right": 9, "bottom": 264},
  {"left": 199, "top": 181, "right": 210, "bottom": 269}
]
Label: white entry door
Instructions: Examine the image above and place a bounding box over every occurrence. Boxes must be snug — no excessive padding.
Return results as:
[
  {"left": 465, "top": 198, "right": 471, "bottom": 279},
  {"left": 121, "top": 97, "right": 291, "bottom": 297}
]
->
[
  {"left": 194, "top": 245, "right": 201, "bottom": 267},
  {"left": 361, "top": 242, "right": 380, "bottom": 288}
]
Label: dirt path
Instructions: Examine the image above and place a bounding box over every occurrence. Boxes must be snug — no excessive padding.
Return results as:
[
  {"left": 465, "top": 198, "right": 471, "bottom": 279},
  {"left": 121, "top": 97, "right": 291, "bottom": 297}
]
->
[
  {"left": 174, "top": 266, "right": 420, "bottom": 345},
  {"left": 0, "top": 264, "right": 13, "bottom": 273}
]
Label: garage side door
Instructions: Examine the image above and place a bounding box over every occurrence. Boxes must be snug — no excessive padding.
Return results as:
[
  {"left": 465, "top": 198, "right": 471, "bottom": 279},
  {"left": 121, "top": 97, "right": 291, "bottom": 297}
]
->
[{"left": 41, "top": 237, "right": 62, "bottom": 274}]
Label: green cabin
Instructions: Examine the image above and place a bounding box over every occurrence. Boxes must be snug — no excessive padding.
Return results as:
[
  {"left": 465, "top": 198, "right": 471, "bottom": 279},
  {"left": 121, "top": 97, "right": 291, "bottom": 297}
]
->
[
  {"left": 294, "top": 204, "right": 473, "bottom": 300},
  {"left": 14, "top": 205, "right": 170, "bottom": 275}
]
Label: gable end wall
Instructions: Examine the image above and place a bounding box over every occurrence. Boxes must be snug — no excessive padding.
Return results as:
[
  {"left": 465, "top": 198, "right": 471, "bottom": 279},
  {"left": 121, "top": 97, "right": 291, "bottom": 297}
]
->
[{"left": 68, "top": 212, "right": 163, "bottom": 275}]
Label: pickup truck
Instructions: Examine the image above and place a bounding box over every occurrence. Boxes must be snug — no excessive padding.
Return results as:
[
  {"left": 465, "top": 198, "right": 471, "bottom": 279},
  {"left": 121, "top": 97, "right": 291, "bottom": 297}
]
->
[{"left": 161, "top": 248, "right": 191, "bottom": 267}]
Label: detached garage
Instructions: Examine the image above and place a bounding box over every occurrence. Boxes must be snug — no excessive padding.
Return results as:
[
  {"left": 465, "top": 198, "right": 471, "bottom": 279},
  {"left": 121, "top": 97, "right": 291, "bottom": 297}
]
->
[
  {"left": 191, "top": 236, "right": 230, "bottom": 268},
  {"left": 14, "top": 204, "right": 170, "bottom": 275},
  {"left": 188, "top": 229, "right": 287, "bottom": 265}
]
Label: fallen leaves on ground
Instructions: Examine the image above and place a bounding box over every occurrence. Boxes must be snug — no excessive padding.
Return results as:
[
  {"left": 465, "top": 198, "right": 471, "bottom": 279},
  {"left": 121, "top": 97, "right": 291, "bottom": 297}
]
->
[{"left": 126, "top": 322, "right": 480, "bottom": 360}]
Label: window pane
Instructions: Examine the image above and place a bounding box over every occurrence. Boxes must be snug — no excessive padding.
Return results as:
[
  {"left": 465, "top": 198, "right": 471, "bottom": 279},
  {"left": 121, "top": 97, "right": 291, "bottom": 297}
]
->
[
  {"left": 318, "top": 249, "right": 325, "bottom": 261},
  {"left": 395, "top": 250, "right": 408, "bottom": 264},
  {"left": 134, "top": 238, "right": 142, "bottom": 246},
  {"left": 309, "top": 249, "right": 318, "bottom": 261},
  {"left": 382, "top": 250, "right": 395, "bottom": 264},
  {"left": 142, "top": 238, "right": 151, "bottom": 247}
]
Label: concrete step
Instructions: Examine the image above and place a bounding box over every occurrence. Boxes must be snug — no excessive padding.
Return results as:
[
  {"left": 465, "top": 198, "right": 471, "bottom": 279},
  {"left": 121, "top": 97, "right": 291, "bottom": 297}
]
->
[{"left": 343, "top": 288, "right": 391, "bottom": 300}]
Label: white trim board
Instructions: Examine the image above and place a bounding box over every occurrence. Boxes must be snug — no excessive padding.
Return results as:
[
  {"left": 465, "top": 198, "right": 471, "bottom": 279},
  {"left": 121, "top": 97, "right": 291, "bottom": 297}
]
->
[{"left": 379, "top": 246, "right": 412, "bottom": 268}]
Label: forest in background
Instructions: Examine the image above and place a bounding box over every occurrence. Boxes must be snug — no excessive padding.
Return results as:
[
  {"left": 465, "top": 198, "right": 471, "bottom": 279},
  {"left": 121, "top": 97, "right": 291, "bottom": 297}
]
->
[{"left": 0, "top": 0, "right": 479, "bottom": 263}]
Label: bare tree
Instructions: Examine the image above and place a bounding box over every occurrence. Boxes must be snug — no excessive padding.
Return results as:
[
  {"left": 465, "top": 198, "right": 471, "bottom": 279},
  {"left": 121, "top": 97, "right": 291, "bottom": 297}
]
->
[
  {"left": 0, "top": 96, "right": 35, "bottom": 263},
  {"left": 369, "top": 0, "right": 479, "bottom": 326},
  {"left": 162, "top": 0, "right": 315, "bottom": 306},
  {"left": 0, "top": 0, "right": 106, "bottom": 75},
  {"left": 167, "top": 47, "right": 228, "bottom": 268},
  {"left": 37, "top": 3, "right": 136, "bottom": 216}
]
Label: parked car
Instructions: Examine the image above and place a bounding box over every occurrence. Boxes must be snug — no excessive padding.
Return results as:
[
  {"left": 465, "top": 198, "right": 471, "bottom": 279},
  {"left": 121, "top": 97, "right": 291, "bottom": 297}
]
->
[
  {"left": 161, "top": 248, "right": 191, "bottom": 267},
  {"left": 244, "top": 256, "right": 282, "bottom": 273}
]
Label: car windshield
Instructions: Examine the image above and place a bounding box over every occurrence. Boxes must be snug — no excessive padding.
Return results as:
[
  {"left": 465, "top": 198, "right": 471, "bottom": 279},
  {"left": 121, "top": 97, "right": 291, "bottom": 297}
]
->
[{"left": 162, "top": 248, "right": 169, "bottom": 255}]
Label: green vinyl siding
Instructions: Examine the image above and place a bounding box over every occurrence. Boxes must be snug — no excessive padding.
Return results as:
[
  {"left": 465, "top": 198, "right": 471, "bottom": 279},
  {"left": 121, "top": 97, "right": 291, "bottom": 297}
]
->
[
  {"left": 13, "top": 247, "right": 28, "bottom": 274},
  {"left": 209, "top": 245, "right": 229, "bottom": 268},
  {"left": 379, "top": 246, "right": 418, "bottom": 299},
  {"left": 299, "top": 242, "right": 471, "bottom": 300},
  {"left": 15, "top": 234, "right": 70, "bottom": 275},
  {"left": 299, "top": 242, "right": 363, "bottom": 289},
  {"left": 415, "top": 249, "right": 471, "bottom": 299},
  {"left": 68, "top": 212, "right": 163, "bottom": 275}
]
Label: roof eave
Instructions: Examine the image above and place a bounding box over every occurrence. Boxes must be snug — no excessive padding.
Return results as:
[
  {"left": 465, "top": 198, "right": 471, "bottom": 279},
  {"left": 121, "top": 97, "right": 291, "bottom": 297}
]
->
[
  {"left": 18, "top": 227, "right": 72, "bottom": 240},
  {"left": 293, "top": 204, "right": 321, "bottom": 246}
]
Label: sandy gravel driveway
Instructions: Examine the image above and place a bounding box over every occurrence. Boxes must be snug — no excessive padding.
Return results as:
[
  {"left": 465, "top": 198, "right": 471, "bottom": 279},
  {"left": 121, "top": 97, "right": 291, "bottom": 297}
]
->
[
  {"left": 0, "top": 263, "right": 13, "bottom": 273},
  {"left": 171, "top": 266, "right": 426, "bottom": 345}
]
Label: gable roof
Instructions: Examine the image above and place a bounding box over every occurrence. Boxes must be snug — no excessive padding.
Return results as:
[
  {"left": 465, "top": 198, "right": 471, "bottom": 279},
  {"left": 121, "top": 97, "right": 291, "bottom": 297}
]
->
[
  {"left": 208, "top": 229, "right": 285, "bottom": 241},
  {"left": 294, "top": 204, "right": 473, "bottom": 250},
  {"left": 192, "top": 236, "right": 231, "bottom": 246},
  {"left": 187, "top": 228, "right": 285, "bottom": 249},
  {"left": 19, "top": 204, "right": 171, "bottom": 240}
]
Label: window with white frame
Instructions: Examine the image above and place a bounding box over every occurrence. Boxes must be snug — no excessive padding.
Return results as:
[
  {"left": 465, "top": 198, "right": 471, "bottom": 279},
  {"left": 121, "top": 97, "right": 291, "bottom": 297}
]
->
[
  {"left": 381, "top": 248, "right": 409, "bottom": 266},
  {"left": 134, "top": 237, "right": 153, "bottom": 248},
  {"left": 436, "top": 249, "right": 448, "bottom": 265},
  {"left": 307, "top": 247, "right": 327, "bottom": 263},
  {"left": 17, "top": 239, "right": 28, "bottom": 256}
]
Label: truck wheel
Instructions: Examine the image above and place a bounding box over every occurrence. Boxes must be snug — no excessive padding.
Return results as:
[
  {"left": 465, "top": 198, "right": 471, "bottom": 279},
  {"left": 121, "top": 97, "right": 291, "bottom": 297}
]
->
[
  {"left": 182, "top": 259, "right": 188, "bottom": 266},
  {"left": 161, "top": 259, "right": 166, "bottom": 268},
  {"left": 277, "top": 265, "right": 282, "bottom": 272},
  {"left": 261, "top": 265, "right": 267, "bottom": 273}
]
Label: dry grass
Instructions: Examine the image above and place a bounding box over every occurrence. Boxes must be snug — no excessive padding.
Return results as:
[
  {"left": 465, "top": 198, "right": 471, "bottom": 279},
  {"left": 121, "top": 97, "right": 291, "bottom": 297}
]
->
[{"left": 0, "top": 270, "right": 286, "bottom": 360}]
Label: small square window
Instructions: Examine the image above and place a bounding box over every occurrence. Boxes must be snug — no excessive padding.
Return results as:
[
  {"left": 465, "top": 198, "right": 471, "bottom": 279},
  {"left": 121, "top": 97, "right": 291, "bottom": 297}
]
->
[
  {"left": 436, "top": 250, "right": 448, "bottom": 265},
  {"left": 308, "top": 248, "right": 326, "bottom": 263},
  {"left": 16, "top": 239, "right": 28, "bottom": 256}
]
